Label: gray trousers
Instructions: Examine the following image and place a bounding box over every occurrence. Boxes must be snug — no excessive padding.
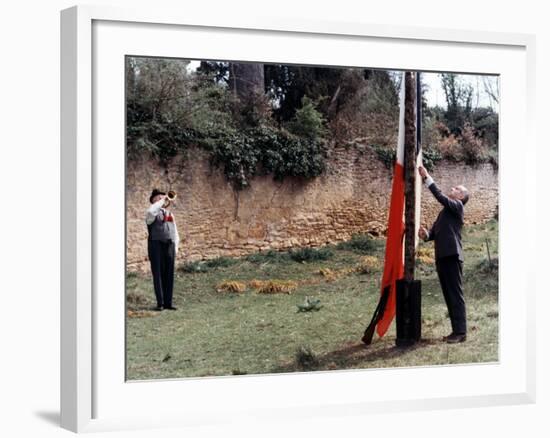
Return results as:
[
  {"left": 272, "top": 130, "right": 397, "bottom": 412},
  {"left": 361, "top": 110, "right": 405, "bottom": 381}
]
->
[{"left": 435, "top": 255, "right": 466, "bottom": 335}]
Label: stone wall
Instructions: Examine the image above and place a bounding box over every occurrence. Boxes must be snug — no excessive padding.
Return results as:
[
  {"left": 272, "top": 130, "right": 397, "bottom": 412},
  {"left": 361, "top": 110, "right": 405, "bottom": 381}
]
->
[{"left": 126, "top": 145, "right": 498, "bottom": 271}]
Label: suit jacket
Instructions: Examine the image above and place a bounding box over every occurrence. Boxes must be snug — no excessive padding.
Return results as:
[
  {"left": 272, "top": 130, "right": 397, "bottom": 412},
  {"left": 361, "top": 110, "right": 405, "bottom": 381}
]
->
[{"left": 426, "top": 183, "right": 465, "bottom": 261}]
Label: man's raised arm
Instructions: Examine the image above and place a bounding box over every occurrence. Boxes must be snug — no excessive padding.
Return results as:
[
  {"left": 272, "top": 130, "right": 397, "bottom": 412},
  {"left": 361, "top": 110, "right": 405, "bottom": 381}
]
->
[
  {"left": 145, "top": 198, "right": 165, "bottom": 225},
  {"left": 418, "top": 167, "right": 463, "bottom": 216}
]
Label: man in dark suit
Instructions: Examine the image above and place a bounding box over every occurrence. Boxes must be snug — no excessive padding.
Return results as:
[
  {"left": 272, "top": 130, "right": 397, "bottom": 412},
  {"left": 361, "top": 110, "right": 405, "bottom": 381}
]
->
[{"left": 418, "top": 166, "right": 469, "bottom": 344}]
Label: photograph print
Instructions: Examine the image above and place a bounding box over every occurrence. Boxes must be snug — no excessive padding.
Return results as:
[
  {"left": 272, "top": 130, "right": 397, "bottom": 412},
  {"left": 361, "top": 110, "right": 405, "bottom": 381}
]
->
[{"left": 125, "top": 56, "right": 499, "bottom": 380}]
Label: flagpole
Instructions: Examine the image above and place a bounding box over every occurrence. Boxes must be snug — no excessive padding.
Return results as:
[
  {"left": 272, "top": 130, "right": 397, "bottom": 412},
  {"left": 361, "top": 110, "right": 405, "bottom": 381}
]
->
[
  {"left": 395, "top": 71, "right": 422, "bottom": 347},
  {"left": 403, "top": 71, "right": 417, "bottom": 281}
]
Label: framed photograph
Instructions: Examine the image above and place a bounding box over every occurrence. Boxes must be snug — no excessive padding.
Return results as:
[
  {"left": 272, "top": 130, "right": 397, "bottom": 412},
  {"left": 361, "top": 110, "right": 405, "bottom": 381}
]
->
[{"left": 61, "top": 5, "right": 536, "bottom": 433}]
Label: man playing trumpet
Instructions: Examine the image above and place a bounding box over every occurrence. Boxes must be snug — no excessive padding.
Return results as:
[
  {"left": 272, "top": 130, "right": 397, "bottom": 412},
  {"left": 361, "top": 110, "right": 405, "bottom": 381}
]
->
[{"left": 145, "top": 189, "right": 180, "bottom": 311}]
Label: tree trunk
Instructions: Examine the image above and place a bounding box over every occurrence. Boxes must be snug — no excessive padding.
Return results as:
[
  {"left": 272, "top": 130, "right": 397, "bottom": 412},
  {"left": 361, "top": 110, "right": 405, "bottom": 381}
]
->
[{"left": 229, "top": 62, "right": 265, "bottom": 101}]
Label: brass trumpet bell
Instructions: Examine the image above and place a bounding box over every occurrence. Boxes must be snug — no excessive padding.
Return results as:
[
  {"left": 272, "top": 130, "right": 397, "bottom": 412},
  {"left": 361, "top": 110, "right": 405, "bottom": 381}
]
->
[{"left": 163, "top": 190, "right": 177, "bottom": 207}]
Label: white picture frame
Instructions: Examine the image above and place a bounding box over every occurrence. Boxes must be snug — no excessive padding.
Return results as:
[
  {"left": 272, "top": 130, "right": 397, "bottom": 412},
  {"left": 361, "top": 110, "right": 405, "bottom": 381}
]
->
[{"left": 60, "top": 4, "right": 536, "bottom": 433}]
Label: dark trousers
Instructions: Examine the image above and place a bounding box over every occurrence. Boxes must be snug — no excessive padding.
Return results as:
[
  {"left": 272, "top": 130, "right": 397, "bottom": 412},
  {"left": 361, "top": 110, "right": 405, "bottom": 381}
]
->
[
  {"left": 435, "top": 255, "right": 466, "bottom": 335},
  {"left": 148, "top": 239, "right": 175, "bottom": 308}
]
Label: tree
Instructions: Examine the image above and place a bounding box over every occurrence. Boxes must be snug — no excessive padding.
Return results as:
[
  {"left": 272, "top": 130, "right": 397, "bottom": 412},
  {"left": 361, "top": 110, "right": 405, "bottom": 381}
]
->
[
  {"left": 482, "top": 76, "right": 500, "bottom": 110},
  {"left": 440, "top": 73, "right": 473, "bottom": 135},
  {"left": 264, "top": 65, "right": 347, "bottom": 122},
  {"left": 228, "top": 62, "right": 265, "bottom": 100}
]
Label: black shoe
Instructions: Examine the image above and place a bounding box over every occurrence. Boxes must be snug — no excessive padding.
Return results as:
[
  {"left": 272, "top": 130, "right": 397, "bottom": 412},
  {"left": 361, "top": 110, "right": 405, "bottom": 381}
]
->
[
  {"left": 153, "top": 306, "right": 163, "bottom": 311},
  {"left": 164, "top": 306, "right": 177, "bottom": 311},
  {"left": 446, "top": 333, "right": 466, "bottom": 344}
]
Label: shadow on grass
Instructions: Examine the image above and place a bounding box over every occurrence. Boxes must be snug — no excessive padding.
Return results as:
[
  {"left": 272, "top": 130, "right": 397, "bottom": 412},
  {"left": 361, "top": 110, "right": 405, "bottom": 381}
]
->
[{"left": 271, "top": 338, "right": 438, "bottom": 374}]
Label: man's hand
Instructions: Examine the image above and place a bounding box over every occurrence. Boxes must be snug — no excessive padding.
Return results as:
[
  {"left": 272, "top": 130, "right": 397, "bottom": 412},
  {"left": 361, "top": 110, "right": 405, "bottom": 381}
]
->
[
  {"left": 418, "top": 226, "right": 428, "bottom": 240},
  {"left": 418, "top": 166, "right": 429, "bottom": 179}
]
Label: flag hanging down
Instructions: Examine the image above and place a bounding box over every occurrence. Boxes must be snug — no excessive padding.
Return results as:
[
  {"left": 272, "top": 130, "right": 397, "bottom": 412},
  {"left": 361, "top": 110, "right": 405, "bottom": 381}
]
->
[{"left": 362, "top": 72, "right": 422, "bottom": 344}]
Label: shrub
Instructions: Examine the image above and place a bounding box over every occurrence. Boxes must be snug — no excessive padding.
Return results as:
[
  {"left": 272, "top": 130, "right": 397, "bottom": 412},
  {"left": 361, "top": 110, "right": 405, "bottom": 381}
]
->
[
  {"left": 437, "top": 133, "right": 462, "bottom": 161},
  {"left": 126, "top": 271, "right": 139, "bottom": 279},
  {"left": 477, "top": 258, "right": 498, "bottom": 274},
  {"left": 204, "top": 256, "right": 238, "bottom": 269},
  {"left": 296, "top": 297, "right": 323, "bottom": 312},
  {"left": 295, "top": 346, "right": 319, "bottom": 370},
  {"left": 178, "top": 261, "right": 209, "bottom": 273},
  {"left": 289, "top": 247, "right": 333, "bottom": 263},
  {"left": 421, "top": 147, "right": 442, "bottom": 171},
  {"left": 245, "top": 250, "right": 289, "bottom": 264},
  {"left": 460, "top": 123, "right": 488, "bottom": 165},
  {"left": 338, "top": 233, "right": 380, "bottom": 254},
  {"left": 286, "top": 96, "right": 327, "bottom": 141}
]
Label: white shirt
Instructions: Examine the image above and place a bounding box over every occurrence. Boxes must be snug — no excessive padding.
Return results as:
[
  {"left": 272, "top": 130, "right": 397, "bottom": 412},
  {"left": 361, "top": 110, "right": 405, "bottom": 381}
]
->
[{"left": 422, "top": 175, "right": 435, "bottom": 240}]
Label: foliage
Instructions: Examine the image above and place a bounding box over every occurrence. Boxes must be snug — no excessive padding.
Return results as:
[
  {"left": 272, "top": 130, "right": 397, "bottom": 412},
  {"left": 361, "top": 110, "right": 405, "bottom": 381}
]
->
[
  {"left": 477, "top": 258, "right": 499, "bottom": 274},
  {"left": 423, "top": 74, "right": 499, "bottom": 165},
  {"left": 286, "top": 96, "right": 327, "bottom": 140},
  {"left": 288, "top": 247, "right": 334, "bottom": 263},
  {"left": 471, "top": 107, "right": 499, "bottom": 149},
  {"left": 295, "top": 346, "right": 320, "bottom": 370},
  {"left": 126, "top": 57, "right": 234, "bottom": 164},
  {"left": 338, "top": 233, "right": 381, "bottom": 254},
  {"left": 245, "top": 250, "right": 290, "bottom": 264},
  {"left": 127, "top": 58, "right": 328, "bottom": 188},
  {"left": 421, "top": 146, "right": 442, "bottom": 171},
  {"left": 178, "top": 261, "right": 209, "bottom": 273},
  {"left": 204, "top": 256, "right": 239, "bottom": 269},
  {"left": 296, "top": 297, "right": 323, "bottom": 312},
  {"left": 265, "top": 64, "right": 344, "bottom": 122},
  {"left": 461, "top": 123, "right": 488, "bottom": 164},
  {"left": 440, "top": 73, "right": 473, "bottom": 136},
  {"left": 179, "top": 256, "right": 238, "bottom": 272},
  {"left": 209, "top": 126, "right": 327, "bottom": 189},
  {"left": 363, "top": 70, "right": 400, "bottom": 116},
  {"left": 127, "top": 57, "right": 499, "bottom": 186},
  {"left": 371, "top": 144, "right": 396, "bottom": 169}
]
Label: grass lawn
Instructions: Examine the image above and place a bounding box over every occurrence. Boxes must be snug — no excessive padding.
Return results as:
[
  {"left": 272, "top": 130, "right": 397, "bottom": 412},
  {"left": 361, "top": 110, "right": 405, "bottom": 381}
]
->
[{"left": 126, "top": 220, "right": 499, "bottom": 380}]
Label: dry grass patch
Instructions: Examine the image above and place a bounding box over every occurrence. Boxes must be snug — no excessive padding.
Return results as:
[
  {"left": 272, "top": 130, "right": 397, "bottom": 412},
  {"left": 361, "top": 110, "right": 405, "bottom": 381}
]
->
[
  {"left": 317, "top": 267, "right": 357, "bottom": 282},
  {"left": 126, "top": 292, "right": 149, "bottom": 306},
  {"left": 216, "top": 280, "right": 247, "bottom": 294},
  {"left": 416, "top": 247, "right": 435, "bottom": 265},
  {"left": 356, "top": 256, "right": 380, "bottom": 274},
  {"left": 255, "top": 280, "right": 298, "bottom": 294},
  {"left": 127, "top": 310, "right": 158, "bottom": 318}
]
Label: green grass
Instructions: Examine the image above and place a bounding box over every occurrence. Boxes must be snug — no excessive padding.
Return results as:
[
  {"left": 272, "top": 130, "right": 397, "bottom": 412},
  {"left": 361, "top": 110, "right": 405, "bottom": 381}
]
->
[{"left": 126, "top": 220, "right": 498, "bottom": 380}]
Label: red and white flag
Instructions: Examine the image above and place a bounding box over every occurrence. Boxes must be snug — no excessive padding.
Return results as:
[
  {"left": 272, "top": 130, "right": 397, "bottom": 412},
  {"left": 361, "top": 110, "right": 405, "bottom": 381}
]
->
[{"left": 363, "top": 72, "right": 422, "bottom": 343}]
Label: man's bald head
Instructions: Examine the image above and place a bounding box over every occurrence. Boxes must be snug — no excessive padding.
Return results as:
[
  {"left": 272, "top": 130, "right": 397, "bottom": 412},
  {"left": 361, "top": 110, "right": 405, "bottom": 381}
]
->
[{"left": 450, "top": 185, "right": 469, "bottom": 205}]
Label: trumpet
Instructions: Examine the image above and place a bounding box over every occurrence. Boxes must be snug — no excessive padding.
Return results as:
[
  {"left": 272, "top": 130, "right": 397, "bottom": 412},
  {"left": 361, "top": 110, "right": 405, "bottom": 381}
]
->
[{"left": 163, "top": 190, "right": 177, "bottom": 208}]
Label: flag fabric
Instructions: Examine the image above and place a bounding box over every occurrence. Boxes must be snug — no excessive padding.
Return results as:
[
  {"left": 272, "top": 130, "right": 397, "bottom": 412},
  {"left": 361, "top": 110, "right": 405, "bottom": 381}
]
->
[{"left": 362, "top": 72, "right": 422, "bottom": 344}]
